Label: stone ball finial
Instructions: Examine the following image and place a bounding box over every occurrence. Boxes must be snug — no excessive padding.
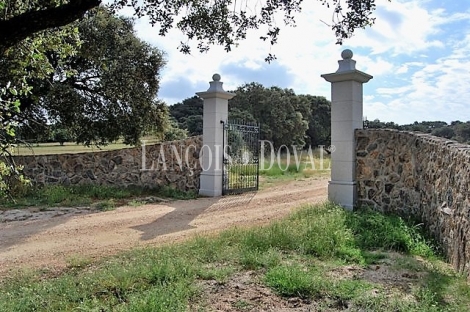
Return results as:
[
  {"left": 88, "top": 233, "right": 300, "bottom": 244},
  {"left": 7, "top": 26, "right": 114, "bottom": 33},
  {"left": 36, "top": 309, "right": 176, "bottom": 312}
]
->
[
  {"left": 341, "top": 49, "right": 353, "bottom": 60},
  {"left": 212, "top": 73, "right": 221, "bottom": 81}
]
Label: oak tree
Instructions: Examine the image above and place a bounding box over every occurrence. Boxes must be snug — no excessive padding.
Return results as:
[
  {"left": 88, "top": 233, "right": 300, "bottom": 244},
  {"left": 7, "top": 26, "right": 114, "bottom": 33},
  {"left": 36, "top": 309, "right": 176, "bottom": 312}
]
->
[
  {"left": 7, "top": 8, "right": 168, "bottom": 146},
  {"left": 229, "top": 83, "right": 309, "bottom": 148},
  {"left": 300, "top": 95, "right": 331, "bottom": 147},
  {"left": 1, "top": 0, "right": 379, "bottom": 59}
]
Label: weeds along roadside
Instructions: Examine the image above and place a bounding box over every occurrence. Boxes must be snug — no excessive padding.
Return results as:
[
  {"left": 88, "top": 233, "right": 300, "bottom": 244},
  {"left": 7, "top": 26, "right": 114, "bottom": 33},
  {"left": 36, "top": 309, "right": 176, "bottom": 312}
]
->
[{"left": 1, "top": 202, "right": 469, "bottom": 311}]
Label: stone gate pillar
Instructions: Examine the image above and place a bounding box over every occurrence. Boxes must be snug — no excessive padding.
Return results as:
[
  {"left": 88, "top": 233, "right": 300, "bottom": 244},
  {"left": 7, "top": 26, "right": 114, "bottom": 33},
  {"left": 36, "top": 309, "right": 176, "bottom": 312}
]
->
[
  {"left": 197, "top": 74, "right": 235, "bottom": 197},
  {"left": 321, "top": 50, "right": 373, "bottom": 210}
]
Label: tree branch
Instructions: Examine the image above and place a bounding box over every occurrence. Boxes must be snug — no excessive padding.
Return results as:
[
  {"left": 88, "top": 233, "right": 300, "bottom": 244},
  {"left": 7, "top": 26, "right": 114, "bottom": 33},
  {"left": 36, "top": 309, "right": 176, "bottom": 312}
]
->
[{"left": 0, "top": 0, "right": 101, "bottom": 54}]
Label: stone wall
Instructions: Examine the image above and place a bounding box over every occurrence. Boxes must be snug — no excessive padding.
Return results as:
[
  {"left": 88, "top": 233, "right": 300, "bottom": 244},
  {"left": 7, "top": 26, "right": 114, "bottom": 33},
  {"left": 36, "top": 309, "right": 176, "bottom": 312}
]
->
[
  {"left": 356, "top": 129, "right": 470, "bottom": 273},
  {"left": 14, "top": 136, "right": 203, "bottom": 192}
]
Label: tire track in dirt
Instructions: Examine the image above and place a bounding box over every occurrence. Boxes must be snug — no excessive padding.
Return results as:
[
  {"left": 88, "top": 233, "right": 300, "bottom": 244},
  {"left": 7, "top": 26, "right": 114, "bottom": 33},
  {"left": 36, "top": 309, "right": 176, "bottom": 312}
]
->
[{"left": 0, "top": 178, "right": 328, "bottom": 277}]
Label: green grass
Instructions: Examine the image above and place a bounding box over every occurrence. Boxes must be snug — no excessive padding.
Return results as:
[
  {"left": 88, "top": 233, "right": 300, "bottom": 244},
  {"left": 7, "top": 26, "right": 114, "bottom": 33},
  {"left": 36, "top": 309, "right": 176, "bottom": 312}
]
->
[
  {"left": 345, "top": 207, "right": 438, "bottom": 258},
  {"left": 0, "top": 184, "right": 197, "bottom": 209},
  {"left": 93, "top": 199, "right": 117, "bottom": 211},
  {"left": 13, "top": 136, "right": 162, "bottom": 156},
  {"left": 259, "top": 150, "right": 331, "bottom": 184},
  {"left": 65, "top": 254, "right": 94, "bottom": 270},
  {"left": 1, "top": 203, "right": 469, "bottom": 311},
  {"left": 13, "top": 142, "right": 133, "bottom": 156}
]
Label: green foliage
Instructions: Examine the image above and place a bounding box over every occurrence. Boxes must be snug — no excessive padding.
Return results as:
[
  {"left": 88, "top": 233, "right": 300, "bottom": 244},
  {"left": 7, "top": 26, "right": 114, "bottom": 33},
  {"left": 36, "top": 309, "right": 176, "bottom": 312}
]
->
[
  {"left": 237, "top": 85, "right": 330, "bottom": 148},
  {"left": 226, "top": 202, "right": 438, "bottom": 265},
  {"left": 169, "top": 96, "right": 203, "bottom": 120},
  {"left": 229, "top": 83, "right": 310, "bottom": 148},
  {"left": 162, "top": 117, "right": 188, "bottom": 141},
  {"left": 40, "top": 185, "right": 70, "bottom": 205},
  {"left": 260, "top": 163, "right": 303, "bottom": 176},
  {"left": 51, "top": 127, "right": 73, "bottom": 145},
  {"left": 228, "top": 107, "right": 258, "bottom": 124},
  {"left": 364, "top": 118, "right": 401, "bottom": 130},
  {"left": 155, "top": 185, "right": 198, "bottom": 200},
  {"left": 196, "top": 265, "right": 235, "bottom": 283},
  {"left": 0, "top": 8, "right": 79, "bottom": 197},
  {"left": 182, "top": 115, "right": 203, "bottom": 136},
  {"left": 2, "top": 0, "right": 378, "bottom": 61},
  {"left": 65, "top": 254, "right": 93, "bottom": 270},
  {"left": 287, "top": 202, "right": 360, "bottom": 260},
  {"left": 404, "top": 121, "right": 449, "bottom": 132},
  {"left": 0, "top": 246, "right": 198, "bottom": 311},
  {"left": 259, "top": 151, "right": 331, "bottom": 183},
  {"left": 1, "top": 7, "right": 170, "bottom": 154},
  {"left": 454, "top": 122, "right": 470, "bottom": 143},
  {"left": 169, "top": 96, "right": 203, "bottom": 136},
  {"left": 0, "top": 0, "right": 377, "bottom": 203},
  {"left": 366, "top": 119, "right": 470, "bottom": 145},
  {"left": 0, "top": 24, "right": 80, "bottom": 151},
  {"left": 172, "top": 85, "right": 332, "bottom": 149},
  {"left": 0, "top": 160, "right": 30, "bottom": 198},
  {"left": 10, "top": 8, "right": 168, "bottom": 146},
  {"left": 110, "top": 0, "right": 377, "bottom": 60},
  {"left": 226, "top": 127, "right": 247, "bottom": 158},
  {"left": 0, "top": 0, "right": 94, "bottom": 51},
  {"left": 345, "top": 207, "right": 437, "bottom": 258},
  {"left": 0, "top": 83, "right": 32, "bottom": 198},
  {"left": 1, "top": 25, "right": 80, "bottom": 89},
  {"left": 300, "top": 95, "right": 331, "bottom": 147},
  {"left": 93, "top": 199, "right": 116, "bottom": 211},
  {"left": 239, "top": 247, "right": 282, "bottom": 270},
  {"left": 0, "top": 184, "right": 196, "bottom": 208},
  {"left": 264, "top": 264, "right": 372, "bottom": 301},
  {"left": 432, "top": 126, "right": 455, "bottom": 139},
  {"left": 264, "top": 265, "right": 319, "bottom": 298}
]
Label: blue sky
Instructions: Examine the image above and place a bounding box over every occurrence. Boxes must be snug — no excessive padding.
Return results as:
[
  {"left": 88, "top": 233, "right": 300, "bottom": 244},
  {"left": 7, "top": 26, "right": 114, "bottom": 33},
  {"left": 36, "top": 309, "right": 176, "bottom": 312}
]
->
[{"left": 127, "top": 0, "right": 470, "bottom": 125}]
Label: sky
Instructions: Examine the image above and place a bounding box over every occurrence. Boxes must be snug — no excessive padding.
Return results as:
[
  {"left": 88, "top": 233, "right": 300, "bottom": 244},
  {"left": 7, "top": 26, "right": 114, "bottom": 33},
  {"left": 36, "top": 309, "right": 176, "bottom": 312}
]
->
[{"left": 123, "top": 0, "right": 470, "bottom": 125}]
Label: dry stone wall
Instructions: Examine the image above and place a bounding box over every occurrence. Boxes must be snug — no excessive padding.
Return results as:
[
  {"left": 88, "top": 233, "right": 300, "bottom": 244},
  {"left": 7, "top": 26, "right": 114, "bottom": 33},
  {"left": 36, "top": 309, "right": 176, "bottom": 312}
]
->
[
  {"left": 356, "top": 129, "right": 470, "bottom": 274},
  {"left": 14, "top": 136, "right": 203, "bottom": 192}
]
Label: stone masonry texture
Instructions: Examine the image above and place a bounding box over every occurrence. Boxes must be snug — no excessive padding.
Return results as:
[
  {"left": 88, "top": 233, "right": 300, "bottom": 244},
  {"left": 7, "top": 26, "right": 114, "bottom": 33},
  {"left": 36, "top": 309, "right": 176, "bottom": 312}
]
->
[
  {"left": 356, "top": 129, "right": 470, "bottom": 274},
  {"left": 14, "top": 136, "right": 203, "bottom": 193}
]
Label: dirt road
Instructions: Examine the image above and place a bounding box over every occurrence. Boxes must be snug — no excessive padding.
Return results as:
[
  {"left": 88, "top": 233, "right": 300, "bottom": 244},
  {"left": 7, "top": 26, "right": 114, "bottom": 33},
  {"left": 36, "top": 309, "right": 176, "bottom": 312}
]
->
[{"left": 0, "top": 177, "right": 327, "bottom": 277}]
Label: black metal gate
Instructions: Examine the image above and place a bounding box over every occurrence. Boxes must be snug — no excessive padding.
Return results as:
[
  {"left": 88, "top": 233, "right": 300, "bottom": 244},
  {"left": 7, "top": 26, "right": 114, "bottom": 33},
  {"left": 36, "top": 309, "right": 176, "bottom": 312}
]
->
[{"left": 222, "top": 120, "right": 260, "bottom": 195}]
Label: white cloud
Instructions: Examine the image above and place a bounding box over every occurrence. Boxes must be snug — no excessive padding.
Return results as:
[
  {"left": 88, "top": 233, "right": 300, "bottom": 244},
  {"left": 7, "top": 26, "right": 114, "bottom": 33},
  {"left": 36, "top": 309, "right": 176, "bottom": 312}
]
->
[
  {"left": 376, "top": 85, "right": 413, "bottom": 96},
  {"left": 396, "top": 65, "right": 408, "bottom": 74},
  {"left": 357, "top": 56, "right": 395, "bottom": 76},
  {"left": 122, "top": 0, "right": 470, "bottom": 124},
  {"left": 395, "top": 62, "right": 427, "bottom": 75},
  {"left": 348, "top": 1, "right": 448, "bottom": 55},
  {"left": 365, "top": 32, "right": 470, "bottom": 123}
]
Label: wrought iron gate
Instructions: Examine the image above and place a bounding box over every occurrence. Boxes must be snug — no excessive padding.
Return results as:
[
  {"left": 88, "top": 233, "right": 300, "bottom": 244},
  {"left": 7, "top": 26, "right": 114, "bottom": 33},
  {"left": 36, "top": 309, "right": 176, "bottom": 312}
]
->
[{"left": 222, "top": 120, "right": 260, "bottom": 195}]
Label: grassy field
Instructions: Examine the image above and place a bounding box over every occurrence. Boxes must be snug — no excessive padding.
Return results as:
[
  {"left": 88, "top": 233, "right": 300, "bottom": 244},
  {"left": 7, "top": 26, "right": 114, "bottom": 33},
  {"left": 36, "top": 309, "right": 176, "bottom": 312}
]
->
[
  {"left": 259, "top": 151, "right": 331, "bottom": 187},
  {"left": 12, "top": 142, "right": 134, "bottom": 156},
  {"left": 1, "top": 202, "right": 469, "bottom": 311},
  {"left": 12, "top": 136, "right": 162, "bottom": 156},
  {"left": 0, "top": 184, "right": 197, "bottom": 210}
]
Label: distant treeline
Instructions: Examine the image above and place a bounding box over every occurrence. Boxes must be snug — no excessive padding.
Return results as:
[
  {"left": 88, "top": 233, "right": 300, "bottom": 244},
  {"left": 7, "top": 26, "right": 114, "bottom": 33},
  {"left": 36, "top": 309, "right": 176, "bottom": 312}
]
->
[
  {"left": 170, "top": 82, "right": 332, "bottom": 149},
  {"left": 21, "top": 77, "right": 468, "bottom": 148},
  {"left": 365, "top": 119, "right": 470, "bottom": 144}
]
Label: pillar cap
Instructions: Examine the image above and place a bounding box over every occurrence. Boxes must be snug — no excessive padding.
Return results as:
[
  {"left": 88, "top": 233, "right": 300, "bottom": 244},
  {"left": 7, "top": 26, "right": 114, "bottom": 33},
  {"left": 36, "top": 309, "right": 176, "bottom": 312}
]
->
[
  {"left": 341, "top": 49, "right": 353, "bottom": 60},
  {"left": 196, "top": 73, "right": 236, "bottom": 99},
  {"left": 321, "top": 49, "right": 373, "bottom": 83},
  {"left": 338, "top": 49, "right": 356, "bottom": 72}
]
